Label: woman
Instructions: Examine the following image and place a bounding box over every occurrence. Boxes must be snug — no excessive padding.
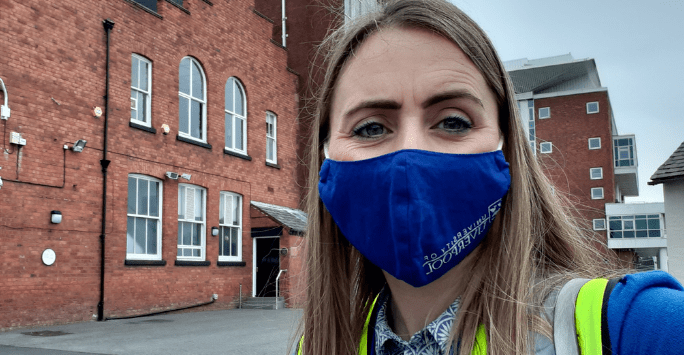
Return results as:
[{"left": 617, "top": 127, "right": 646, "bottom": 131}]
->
[{"left": 297, "top": 0, "right": 684, "bottom": 354}]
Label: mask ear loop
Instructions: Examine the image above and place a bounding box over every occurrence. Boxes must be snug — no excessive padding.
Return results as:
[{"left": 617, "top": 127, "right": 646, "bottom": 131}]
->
[
  {"left": 323, "top": 141, "right": 330, "bottom": 159},
  {"left": 497, "top": 137, "right": 504, "bottom": 151}
]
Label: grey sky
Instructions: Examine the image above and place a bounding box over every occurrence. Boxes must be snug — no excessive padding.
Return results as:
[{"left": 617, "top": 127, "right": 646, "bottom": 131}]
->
[{"left": 451, "top": 0, "right": 684, "bottom": 202}]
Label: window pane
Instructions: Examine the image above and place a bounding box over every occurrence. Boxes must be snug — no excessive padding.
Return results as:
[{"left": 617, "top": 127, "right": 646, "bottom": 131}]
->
[
  {"left": 131, "top": 56, "right": 139, "bottom": 88},
  {"left": 195, "top": 190, "right": 203, "bottom": 221},
  {"left": 179, "top": 58, "right": 190, "bottom": 95},
  {"left": 623, "top": 220, "right": 634, "bottom": 230},
  {"left": 193, "top": 223, "right": 201, "bottom": 246},
  {"left": 636, "top": 231, "right": 648, "bottom": 238},
  {"left": 140, "top": 60, "right": 149, "bottom": 91},
  {"left": 177, "top": 249, "right": 182, "bottom": 257},
  {"left": 127, "top": 216, "right": 135, "bottom": 254},
  {"left": 219, "top": 194, "right": 225, "bottom": 225},
  {"left": 178, "top": 222, "right": 183, "bottom": 244},
  {"left": 191, "top": 100, "right": 201, "bottom": 139},
  {"left": 179, "top": 186, "right": 185, "bottom": 219},
  {"left": 649, "top": 230, "right": 661, "bottom": 238},
  {"left": 138, "top": 91, "right": 147, "bottom": 123},
  {"left": 149, "top": 181, "right": 159, "bottom": 217},
  {"left": 235, "top": 85, "right": 244, "bottom": 116},
  {"left": 128, "top": 177, "right": 137, "bottom": 214},
  {"left": 191, "top": 61, "right": 203, "bottom": 99},
  {"left": 138, "top": 179, "right": 149, "bottom": 216},
  {"left": 235, "top": 118, "right": 243, "bottom": 150},
  {"left": 267, "top": 138, "right": 274, "bottom": 161},
  {"left": 230, "top": 228, "right": 238, "bottom": 256},
  {"left": 193, "top": 249, "right": 200, "bottom": 257},
  {"left": 220, "top": 227, "right": 230, "bottom": 256},
  {"left": 147, "top": 219, "right": 157, "bottom": 254},
  {"left": 610, "top": 231, "right": 622, "bottom": 238},
  {"left": 179, "top": 96, "right": 189, "bottom": 135},
  {"left": 635, "top": 219, "right": 647, "bottom": 230},
  {"left": 131, "top": 90, "right": 138, "bottom": 121},
  {"left": 623, "top": 231, "right": 635, "bottom": 238},
  {"left": 184, "top": 249, "right": 192, "bottom": 257},
  {"left": 609, "top": 221, "right": 621, "bottom": 231},
  {"left": 225, "top": 113, "right": 233, "bottom": 148},
  {"left": 233, "top": 196, "right": 239, "bottom": 225},
  {"left": 135, "top": 217, "right": 146, "bottom": 254},
  {"left": 647, "top": 214, "right": 660, "bottom": 218},
  {"left": 183, "top": 222, "right": 192, "bottom": 245},
  {"left": 225, "top": 79, "right": 234, "bottom": 111},
  {"left": 648, "top": 218, "right": 660, "bottom": 230}
]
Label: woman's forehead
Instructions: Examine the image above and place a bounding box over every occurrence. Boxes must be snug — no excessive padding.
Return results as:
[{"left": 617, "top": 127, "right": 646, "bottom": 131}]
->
[{"left": 330, "top": 27, "right": 497, "bottom": 126}]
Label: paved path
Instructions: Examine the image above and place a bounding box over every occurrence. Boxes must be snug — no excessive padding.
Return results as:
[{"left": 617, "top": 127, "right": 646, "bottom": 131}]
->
[{"left": 0, "top": 309, "right": 302, "bottom": 355}]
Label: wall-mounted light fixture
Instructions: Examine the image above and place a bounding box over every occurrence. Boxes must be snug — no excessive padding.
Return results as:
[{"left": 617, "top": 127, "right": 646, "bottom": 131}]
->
[
  {"left": 72, "top": 139, "right": 87, "bottom": 153},
  {"left": 211, "top": 227, "right": 219, "bottom": 236},
  {"left": 165, "top": 172, "right": 179, "bottom": 180},
  {"left": 51, "top": 210, "right": 62, "bottom": 224},
  {"left": 180, "top": 173, "right": 191, "bottom": 181}
]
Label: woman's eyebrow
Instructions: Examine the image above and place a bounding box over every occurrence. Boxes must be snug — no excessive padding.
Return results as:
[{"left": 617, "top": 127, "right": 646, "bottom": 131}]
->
[
  {"left": 421, "top": 90, "right": 484, "bottom": 109},
  {"left": 343, "top": 99, "right": 401, "bottom": 119}
]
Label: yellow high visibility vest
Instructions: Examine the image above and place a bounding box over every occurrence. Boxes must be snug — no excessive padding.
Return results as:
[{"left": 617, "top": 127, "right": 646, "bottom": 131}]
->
[{"left": 297, "top": 277, "right": 619, "bottom": 355}]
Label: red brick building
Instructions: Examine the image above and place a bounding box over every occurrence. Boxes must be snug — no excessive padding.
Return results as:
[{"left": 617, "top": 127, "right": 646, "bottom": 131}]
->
[
  {"left": 505, "top": 54, "right": 639, "bottom": 262},
  {"left": 0, "top": 0, "right": 331, "bottom": 329}
]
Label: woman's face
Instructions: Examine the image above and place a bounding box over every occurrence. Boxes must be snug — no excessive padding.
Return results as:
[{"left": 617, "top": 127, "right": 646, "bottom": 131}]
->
[{"left": 328, "top": 27, "right": 501, "bottom": 161}]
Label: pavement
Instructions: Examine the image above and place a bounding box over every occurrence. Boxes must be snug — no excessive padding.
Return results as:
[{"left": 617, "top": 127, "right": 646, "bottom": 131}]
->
[{"left": 0, "top": 308, "right": 303, "bottom": 355}]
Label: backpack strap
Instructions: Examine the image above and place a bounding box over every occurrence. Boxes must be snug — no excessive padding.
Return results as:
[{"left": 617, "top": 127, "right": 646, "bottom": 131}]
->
[
  {"left": 554, "top": 278, "right": 590, "bottom": 355},
  {"left": 554, "top": 277, "right": 621, "bottom": 355}
]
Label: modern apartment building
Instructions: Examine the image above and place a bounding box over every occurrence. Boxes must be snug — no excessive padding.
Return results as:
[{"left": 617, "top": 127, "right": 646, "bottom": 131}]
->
[
  {"left": 504, "top": 54, "right": 662, "bottom": 267},
  {"left": 0, "top": 0, "right": 336, "bottom": 329}
]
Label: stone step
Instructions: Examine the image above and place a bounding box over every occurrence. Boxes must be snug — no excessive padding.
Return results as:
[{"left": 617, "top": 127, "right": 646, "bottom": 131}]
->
[{"left": 240, "top": 297, "right": 285, "bottom": 310}]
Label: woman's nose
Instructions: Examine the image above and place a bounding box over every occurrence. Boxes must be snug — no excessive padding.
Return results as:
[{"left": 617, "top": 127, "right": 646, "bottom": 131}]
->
[{"left": 395, "top": 119, "right": 428, "bottom": 151}]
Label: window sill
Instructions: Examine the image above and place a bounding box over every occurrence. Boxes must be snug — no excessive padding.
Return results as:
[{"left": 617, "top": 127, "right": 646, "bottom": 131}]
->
[
  {"left": 163, "top": 0, "right": 190, "bottom": 14},
  {"left": 177, "top": 135, "right": 212, "bottom": 149},
  {"left": 217, "top": 261, "right": 246, "bottom": 267},
  {"left": 125, "top": 259, "right": 167, "bottom": 266},
  {"left": 224, "top": 149, "right": 252, "bottom": 161},
  {"left": 266, "top": 161, "right": 281, "bottom": 169},
  {"left": 123, "top": 0, "right": 164, "bottom": 19},
  {"left": 130, "top": 121, "right": 157, "bottom": 134},
  {"left": 175, "top": 260, "right": 211, "bottom": 267}
]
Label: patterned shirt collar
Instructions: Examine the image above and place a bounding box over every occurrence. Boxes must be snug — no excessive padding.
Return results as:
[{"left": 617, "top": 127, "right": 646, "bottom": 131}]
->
[{"left": 374, "top": 287, "right": 460, "bottom": 355}]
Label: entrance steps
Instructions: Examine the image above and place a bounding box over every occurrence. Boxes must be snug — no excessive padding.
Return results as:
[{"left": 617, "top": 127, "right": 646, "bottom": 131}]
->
[{"left": 241, "top": 297, "right": 285, "bottom": 310}]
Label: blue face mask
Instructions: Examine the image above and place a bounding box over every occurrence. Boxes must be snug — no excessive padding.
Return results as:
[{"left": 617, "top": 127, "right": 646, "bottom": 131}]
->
[{"left": 318, "top": 149, "right": 511, "bottom": 287}]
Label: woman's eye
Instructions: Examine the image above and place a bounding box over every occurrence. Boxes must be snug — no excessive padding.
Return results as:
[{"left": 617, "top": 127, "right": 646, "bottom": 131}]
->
[
  {"left": 352, "top": 121, "right": 387, "bottom": 139},
  {"left": 435, "top": 116, "right": 472, "bottom": 134}
]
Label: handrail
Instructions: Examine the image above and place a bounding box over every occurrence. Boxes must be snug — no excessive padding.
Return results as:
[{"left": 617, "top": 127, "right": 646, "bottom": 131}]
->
[{"left": 275, "top": 269, "right": 287, "bottom": 309}]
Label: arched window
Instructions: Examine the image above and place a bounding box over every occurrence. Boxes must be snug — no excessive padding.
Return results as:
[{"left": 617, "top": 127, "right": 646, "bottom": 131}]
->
[
  {"left": 179, "top": 57, "right": 207, "bottom": 141},
  {"left": 131, "top": 54, "right": 152, "bottom": 126},
  {"left": 225, "top": 77, "right": 247, "bottom": 154}
]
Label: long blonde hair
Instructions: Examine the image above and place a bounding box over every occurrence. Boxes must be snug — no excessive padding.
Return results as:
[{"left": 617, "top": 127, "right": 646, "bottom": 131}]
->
[{"left": 299, "top": 1, "right": 615, "bottom": 354}]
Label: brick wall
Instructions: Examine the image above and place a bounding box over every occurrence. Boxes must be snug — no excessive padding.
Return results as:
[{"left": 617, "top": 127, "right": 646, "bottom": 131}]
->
[
  {"left": 0, "top": 0, "right": 304, "bottom": 329},
  {"left": 534, "top": 91, "right": 615, "bottom": 247}
]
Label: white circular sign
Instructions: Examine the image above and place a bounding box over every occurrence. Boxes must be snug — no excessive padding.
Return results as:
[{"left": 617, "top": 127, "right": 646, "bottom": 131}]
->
[{"left": 42, "top": 249, "right": 56, "bottom": 266}]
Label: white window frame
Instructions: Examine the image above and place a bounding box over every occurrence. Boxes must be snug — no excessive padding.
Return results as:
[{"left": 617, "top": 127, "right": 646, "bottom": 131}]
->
[
  {"left": 225, "top": 77, "right": 248, "bottom": 155},
  {"left": 178, "top": 57, "right": 207, "bottom": 143},
  {"left": 126, "top": 174, "right": 163, "bottom": 260},
  {"left": 538, "top": 107, "right": 550, "bottom": 119},
  {"left": 587, "top": 101, "right": 599, "bottom": 114},
  {"left": 591, "top": 187, "right": 604, "bottom": 200},
  {"left": 219, "top": 192, "right": 242, "bottom": 262},
  {"left": 590, "top": 167, "right": 603, "bottom": 180},
  {"left": 588, "top": 137, "right": 601, "bottom": 150},
  {"left": 131, "top": 54, "right": 152, "bottom": 127},
  {"left": 539, "top": 142, "right": 553, "bottom": 154},
  {"left": 593, "top": 219, "right": 606, "bottom": 231},
  {"left": 177, "top": 184, "right": 206, "bottom": 261},
  {"left": 266, "top": 111, "right": 277, "bottom": 164}
]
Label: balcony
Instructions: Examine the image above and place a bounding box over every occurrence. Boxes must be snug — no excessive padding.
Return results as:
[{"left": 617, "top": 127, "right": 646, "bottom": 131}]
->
[
  {"left": 613, "top": 135, "right": 638, "bottom": 197},
  {"left": 605, "top": 203, "right": 665, "bottom": 250}
]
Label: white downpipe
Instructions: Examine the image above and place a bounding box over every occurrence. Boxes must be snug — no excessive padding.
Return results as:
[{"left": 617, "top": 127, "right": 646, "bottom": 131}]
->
[
  {"left": 281, "top": 0, "right": 287, "bottom": 47},
  {"left": 275, "top": 269, "right": 287, "bottom": 309}
]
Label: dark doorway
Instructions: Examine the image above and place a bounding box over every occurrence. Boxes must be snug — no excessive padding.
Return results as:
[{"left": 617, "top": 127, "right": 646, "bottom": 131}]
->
[{"left": 255, "top": 237, "right": 280, "bottom": 297}]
